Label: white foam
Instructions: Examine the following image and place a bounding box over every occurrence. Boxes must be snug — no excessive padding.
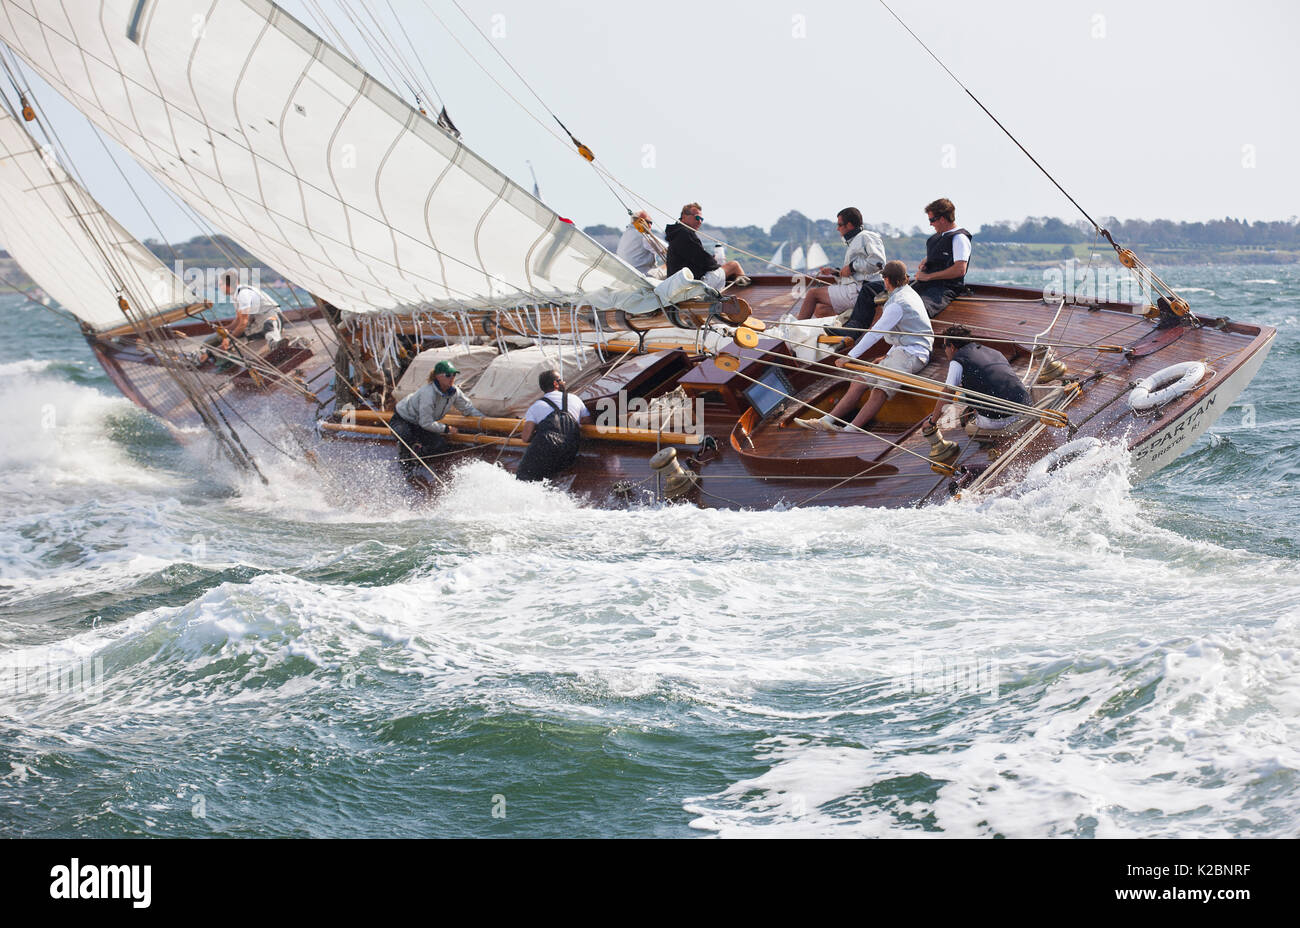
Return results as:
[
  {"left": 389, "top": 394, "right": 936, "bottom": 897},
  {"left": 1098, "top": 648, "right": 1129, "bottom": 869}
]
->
[
  {"left": 0, "top": 364, "right": 169, "bottom": 493},
  {"left": 0, "top": 359, "right": 56, "bottom": 377}
]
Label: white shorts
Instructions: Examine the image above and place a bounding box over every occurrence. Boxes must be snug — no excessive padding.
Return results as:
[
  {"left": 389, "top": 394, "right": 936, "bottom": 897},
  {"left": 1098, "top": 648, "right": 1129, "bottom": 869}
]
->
[
  {"left": 826, "top": 282, "right": 861, "bottom": 314},
  {"left": 864, "top": 345, "right": 928, "bottom": 400},
  {"left": 966, "top": 413, "right": 1016, "bottom": 434},
  {"left": 701, "top": 267, "right": 726, "bottom": 291}
]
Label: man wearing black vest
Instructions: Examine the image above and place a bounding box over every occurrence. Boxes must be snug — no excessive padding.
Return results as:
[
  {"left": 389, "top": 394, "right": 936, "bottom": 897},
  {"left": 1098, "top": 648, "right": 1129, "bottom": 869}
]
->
[
  {"left": 913, "top": 197, "right": 973, "bottom": 318},
  {"left": 516, "top": 369, "right": 591, "bottom": 482},
  {"left": 927, "top": 324, "right": 1030, "bottom": 434}
]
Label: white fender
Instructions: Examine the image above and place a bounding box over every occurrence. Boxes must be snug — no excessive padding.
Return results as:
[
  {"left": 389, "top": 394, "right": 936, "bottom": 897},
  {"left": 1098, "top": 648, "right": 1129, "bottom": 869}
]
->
[
  {"left": 1128, "top": 361, "right": 1208, "bottom": 411},
  {"left": 1026, "top": 437, "right": 1104, "bottom": 479}
]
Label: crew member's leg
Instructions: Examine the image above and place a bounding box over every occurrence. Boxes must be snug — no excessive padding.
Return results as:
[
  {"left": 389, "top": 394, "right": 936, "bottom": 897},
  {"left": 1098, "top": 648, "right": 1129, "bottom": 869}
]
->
[
  {"left": 846, "top": 346, "right": 928, "bottom": 428},
  {"left": 825, "top": 280, "right": 884, "bottom": 336},
  {"left": 796, "top": 286, "right": 835, "bottom": 320},
  {"left": 914, "top": 282, "right": 960, "bottom": 318}
]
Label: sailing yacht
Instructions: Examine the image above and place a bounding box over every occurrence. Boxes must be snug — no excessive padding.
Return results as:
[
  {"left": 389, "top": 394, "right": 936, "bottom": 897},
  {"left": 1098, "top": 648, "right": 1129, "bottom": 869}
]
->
[{"left": 0, "top": 0, "right": 1275, "bottom": 509}]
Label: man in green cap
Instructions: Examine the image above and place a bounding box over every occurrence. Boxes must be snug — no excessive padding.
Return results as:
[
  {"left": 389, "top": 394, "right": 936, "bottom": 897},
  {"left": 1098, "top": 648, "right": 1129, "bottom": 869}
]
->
[{"left": 390, "top": 359, "right": 484, "bottom": 472}]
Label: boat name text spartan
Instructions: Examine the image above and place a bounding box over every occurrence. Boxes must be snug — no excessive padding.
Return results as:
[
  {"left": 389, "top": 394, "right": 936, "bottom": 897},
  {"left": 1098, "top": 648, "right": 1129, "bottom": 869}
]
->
[{"left": 1129, "top": 393, "right": 1218, "bottom": 473}]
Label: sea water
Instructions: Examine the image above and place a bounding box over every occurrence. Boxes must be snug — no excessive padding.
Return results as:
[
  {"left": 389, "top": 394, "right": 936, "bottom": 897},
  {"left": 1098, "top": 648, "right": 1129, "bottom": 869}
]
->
[{"left": 2, "top": 265, "right": 1298, "bottom": 837}]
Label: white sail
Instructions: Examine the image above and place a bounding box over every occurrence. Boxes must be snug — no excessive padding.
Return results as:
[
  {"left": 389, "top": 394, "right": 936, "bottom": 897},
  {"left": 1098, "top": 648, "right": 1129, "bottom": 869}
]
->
[
  {"left": 766, "top": 241, "right": 786, "bottom": 270},
  {"left": 805, "top": 242, "right": 830, "bottom": 271},
  {"left": 0, "top": 0, "right": 663, "bottom": 318},
  {"left": 0, "top": 96, "right": 194, "bottom": 330},
  {"left": 789, "top": 246, "right": 805, "bottom": 271}
]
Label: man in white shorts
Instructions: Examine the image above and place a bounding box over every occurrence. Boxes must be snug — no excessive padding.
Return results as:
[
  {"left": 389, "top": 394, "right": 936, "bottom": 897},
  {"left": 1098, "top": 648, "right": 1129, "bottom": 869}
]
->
[
  {"left": 798, "top": 260, "right": 934, "bottom": 432},
  {"left": 795, "top": 207, "right": 886, "bottom": 322}
]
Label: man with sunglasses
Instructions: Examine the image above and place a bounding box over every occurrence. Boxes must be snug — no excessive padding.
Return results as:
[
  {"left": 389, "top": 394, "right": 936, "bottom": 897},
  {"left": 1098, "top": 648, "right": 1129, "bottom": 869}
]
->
[
  {"left": 795, "top": 206, "right": 886, "bottom": 324},
  {"left": 913, "top": 197, "right": 973, "bottom": 317},
  {"left": 390, "top": 359, "right": 484, "bottom": 472},
  {"left": 664, "top": 202, "right": 750, "bottom": 290},
  {"left": 616, "top": 210, "right": 668, "bottom": 278}
]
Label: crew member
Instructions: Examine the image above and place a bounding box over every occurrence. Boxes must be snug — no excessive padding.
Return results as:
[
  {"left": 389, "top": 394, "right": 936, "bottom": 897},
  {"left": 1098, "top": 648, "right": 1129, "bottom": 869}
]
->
[
  {"left": 913, "top": 197, "right": 973, "bottom": 317},
  {"left": 391, "top": 360, "right": 483, "bottom": 472},
  {"left": 927, "top": 324, "right": 1030, "bottom": 433},
  {"left": 201, "top": 271, "right": 285, "bottom": 365},
  {"left": 616, "top": 210, "right": 667, "bottom": 278},
  {"left": 798, "top": 259, "right": 933, "bottom": 432},
  {"left": 795, "top": 207, "right": 886, "bottom": 323},
  {"left": 664, "top": 202, "right": 750, "bottom": 290},
  {"left": 517, "top": 369, "right": 591, "bottom": 482}
]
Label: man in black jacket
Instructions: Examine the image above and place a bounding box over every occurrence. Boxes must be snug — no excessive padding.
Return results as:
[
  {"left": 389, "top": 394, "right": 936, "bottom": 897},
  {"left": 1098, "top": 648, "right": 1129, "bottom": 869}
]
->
[{"left": 663, "top": 202, "right": 750, "bottom": 290}]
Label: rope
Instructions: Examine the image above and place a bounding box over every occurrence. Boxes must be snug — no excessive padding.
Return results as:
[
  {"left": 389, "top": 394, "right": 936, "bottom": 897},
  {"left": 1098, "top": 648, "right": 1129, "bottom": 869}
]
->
[{"left": 731, "top": 341, "right": 1055, "bottom": 423}]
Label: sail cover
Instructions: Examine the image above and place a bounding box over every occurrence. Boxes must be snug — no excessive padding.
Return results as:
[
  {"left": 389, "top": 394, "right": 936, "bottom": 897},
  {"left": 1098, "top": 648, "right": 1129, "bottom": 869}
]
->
[
  {"left": 0, "top": 95, "right": 194, "bottom": 330},
  {"left": 0, "top": 0, "right": 658, "bottom": 317}
]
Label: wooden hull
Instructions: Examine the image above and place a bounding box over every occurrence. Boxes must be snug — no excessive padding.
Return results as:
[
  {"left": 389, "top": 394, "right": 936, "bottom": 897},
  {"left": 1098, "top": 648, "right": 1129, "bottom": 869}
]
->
[{"left": 86, "top": 276, "right": 1276, "bottom": 510}]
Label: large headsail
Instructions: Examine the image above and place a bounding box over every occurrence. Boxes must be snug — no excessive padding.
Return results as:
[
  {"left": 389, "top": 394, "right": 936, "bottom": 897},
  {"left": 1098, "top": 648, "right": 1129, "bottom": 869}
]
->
[
  {"left": 0, "top": 94, "right": 194, "bottom": 330},
  {"left": 0, "top": 0, "right": 656, "bottom": 317}
]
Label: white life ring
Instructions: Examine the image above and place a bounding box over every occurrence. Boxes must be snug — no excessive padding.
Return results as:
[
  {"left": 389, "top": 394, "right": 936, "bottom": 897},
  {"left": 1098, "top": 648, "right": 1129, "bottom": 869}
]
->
[
  {"left": 1026, "top": 437, "right": 1104, "bottom": 479},
  {"left": 1128, "top": 361, "right": 1207, "bottom": 411}
]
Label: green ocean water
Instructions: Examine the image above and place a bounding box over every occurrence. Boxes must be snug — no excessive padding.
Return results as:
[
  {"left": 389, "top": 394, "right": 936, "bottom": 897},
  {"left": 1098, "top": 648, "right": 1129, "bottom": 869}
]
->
[{"left": 2, "top": 266, "right": 1299, "bottom": 837}]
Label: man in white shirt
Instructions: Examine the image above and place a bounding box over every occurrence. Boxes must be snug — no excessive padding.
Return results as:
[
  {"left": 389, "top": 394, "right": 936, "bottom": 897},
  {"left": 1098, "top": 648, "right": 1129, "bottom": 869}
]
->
[
  {"left": 913, "top": 197, "right": 973, "bottom": 317},
  {"left": 616, "top": 211, "right": 667, "bottom": 278},
  {"left": 795, "top": 207, "right": 886, "bottom": 321},
  {"left": 223, "top": 271, "right": 284, "bottom": 345},
  {"left": 517, "top": 369, "right": 591, "bottom": 482},
  {"left": 797, "top": 260, "right": 934, "bottom": 432}
]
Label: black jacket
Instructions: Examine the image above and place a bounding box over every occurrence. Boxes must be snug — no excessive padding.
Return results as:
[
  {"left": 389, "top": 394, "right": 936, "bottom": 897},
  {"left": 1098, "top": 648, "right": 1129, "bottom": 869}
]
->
[{"left": 664, "top": 222, "right": 719, "bottom": 278}]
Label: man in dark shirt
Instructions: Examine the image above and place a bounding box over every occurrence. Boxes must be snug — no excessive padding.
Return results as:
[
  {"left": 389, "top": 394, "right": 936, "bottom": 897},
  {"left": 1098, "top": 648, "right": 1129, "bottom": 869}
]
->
[
  {"left": 927, "top": 324, "right": 1030, "bottom": 434},
  {"left": 663, "top": 202, "right": 749, "bottom": 290}
]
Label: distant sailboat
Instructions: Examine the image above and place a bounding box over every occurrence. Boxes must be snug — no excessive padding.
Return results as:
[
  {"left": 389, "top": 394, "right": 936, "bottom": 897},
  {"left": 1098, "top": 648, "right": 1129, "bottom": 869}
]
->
[
  {"left": 766, "top": 241, "right": 787, "bottom": 270},
  {"left": 805, "top": 242, "right": 830, "bottom": 272}
]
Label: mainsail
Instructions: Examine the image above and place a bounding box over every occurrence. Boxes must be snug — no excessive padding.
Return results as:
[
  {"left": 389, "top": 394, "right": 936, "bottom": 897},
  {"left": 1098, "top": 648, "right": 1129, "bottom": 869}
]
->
[
  {"left": 766, "top": 241, "right": 786, "bottom": 270},
  {"left": 805, "top": 242, "right": 830, "bottom": 271},
  {"left": 0, "top": 0, "right": 661, "bottom": 318},
  {"left": 0, "top": 92, "right": 194, "bottom": 330}
]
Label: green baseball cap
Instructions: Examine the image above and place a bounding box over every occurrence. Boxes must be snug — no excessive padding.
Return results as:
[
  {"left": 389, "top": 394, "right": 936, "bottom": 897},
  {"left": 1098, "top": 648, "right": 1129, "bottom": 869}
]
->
[{"left": 433, "top": 360, "right": 461, "bottom": 376}]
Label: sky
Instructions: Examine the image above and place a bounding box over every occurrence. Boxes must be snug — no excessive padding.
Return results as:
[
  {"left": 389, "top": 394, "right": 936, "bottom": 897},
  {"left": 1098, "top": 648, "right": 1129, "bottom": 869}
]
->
[{"left": 13, "top": 0, "right": 1298, "bottom": 243}]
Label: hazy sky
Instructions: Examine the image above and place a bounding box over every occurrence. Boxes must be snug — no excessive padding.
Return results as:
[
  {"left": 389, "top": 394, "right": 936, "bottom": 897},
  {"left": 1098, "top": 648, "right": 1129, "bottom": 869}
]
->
[{"left": 16, "top": 0, "right": 1298, "bottom": 242}]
